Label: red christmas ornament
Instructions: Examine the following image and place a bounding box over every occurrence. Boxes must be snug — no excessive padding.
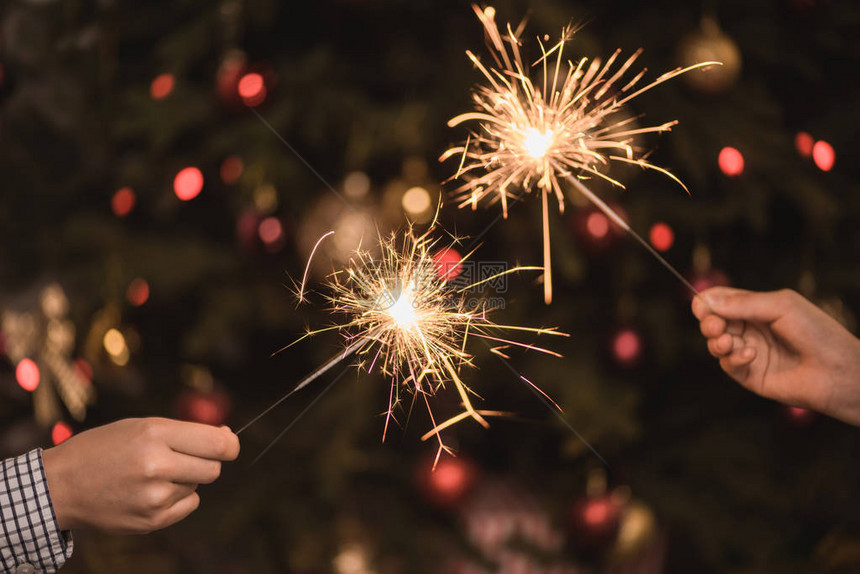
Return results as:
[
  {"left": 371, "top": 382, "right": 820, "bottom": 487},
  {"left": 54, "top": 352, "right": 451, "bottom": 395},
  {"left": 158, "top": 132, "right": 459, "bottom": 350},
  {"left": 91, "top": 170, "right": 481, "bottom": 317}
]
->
[
  {"left": 795, "top": 132, "right": 814, "bottom": 158},
  {"left": 568, "top": 495, "right": 623, "bottom": 552},
  {"left": 718, "top": 146, "right": 744, "bottom": 177},
  {"left": 812, "top": 140, "right": 835, "bottom": 172},
  {"left": 433, "top": 248, "right": 463, "bottom": 282},
  {"left": 175, "top": 388, "right": 232, "bottom": 427},
  {"left": 649, "top": 222, "right": 675, "bottom": 252},
  {"left": 573, "top": 205, "right": 626, "bottom": 250},
  {"left": 16, "top": 359, "right": 40, "bottom": 392},
  {"left": 689, "top": 269, "right": 731, "bottom": 295},
  {"left": 74, "top": 359, "right": 93, "bottom": 386},
  {"left": 238, "top": 72, "right": 267, "bottom": 106},
  {"left": 126, "top": 278, "right": 150, "bottom": 307},
  {"left": 216, "top": 51, "right": 248, "bottom": 108},
  {"left": 150, "top": 73, "right": 175, "bottom": 100},
  {"left": 416, "top": 456, "right": 477, "bottom": 509},
  {"left": 220, "top": 156, "right": 244, "bottom": 184},
  {"left": 51, "top": 422, "right": 74, "bottom": 445},
  {"left": 236, "top": 209, "right": 262, "bottom": 252},
  {"left": 111, "top": 187, "right": 136, "bottom": 217},
  {"left": 586, "top": 212, "right": 610, "bottom": 240},
  {"left": 612, "top": 328, "right": 642, "bottom": 367},
  {"left": 174, "top": 167, "right": 204, "bottom": 201},
  {"left": 257, "top": 217, "right": 285, "bottom": 253}
]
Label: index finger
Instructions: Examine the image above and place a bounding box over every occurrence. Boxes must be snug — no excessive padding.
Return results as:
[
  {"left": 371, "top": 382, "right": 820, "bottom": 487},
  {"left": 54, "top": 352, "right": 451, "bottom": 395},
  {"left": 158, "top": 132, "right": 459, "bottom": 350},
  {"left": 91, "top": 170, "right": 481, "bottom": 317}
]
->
[
  {"left": 161, "top": 420, "right": 240, "bottom": 461},
  {"left": 692, "top": 294, "right": 713, "bottom": 321}
]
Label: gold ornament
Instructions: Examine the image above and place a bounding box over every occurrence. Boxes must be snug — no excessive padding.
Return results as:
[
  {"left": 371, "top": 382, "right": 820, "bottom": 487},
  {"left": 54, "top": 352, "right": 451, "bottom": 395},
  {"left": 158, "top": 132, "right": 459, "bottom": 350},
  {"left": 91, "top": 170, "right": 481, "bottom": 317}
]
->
[
  {"left": 678, "top": 17, "right": 742, "bottom": 94},
  {"left": 2, "top": 283, "right": 94, "bottom": 425}
]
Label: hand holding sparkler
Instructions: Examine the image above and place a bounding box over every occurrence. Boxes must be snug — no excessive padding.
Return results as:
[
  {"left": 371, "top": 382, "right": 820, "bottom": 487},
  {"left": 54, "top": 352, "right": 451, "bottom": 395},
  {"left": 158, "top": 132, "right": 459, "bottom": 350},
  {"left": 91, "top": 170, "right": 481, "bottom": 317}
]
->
[
  {"left": 42, "top": 418, "right": 240, "bottom": 533},
  {"left": 693, "top": 287, "right": 860, "bottom": 426}
]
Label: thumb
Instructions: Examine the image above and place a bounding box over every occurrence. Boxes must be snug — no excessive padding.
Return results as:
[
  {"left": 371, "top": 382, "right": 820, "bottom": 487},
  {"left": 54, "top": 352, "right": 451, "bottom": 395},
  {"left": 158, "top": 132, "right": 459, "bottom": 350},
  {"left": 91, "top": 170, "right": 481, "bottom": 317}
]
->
[{"left": 701, "top": 287, "right": 790, "bottom": 323}]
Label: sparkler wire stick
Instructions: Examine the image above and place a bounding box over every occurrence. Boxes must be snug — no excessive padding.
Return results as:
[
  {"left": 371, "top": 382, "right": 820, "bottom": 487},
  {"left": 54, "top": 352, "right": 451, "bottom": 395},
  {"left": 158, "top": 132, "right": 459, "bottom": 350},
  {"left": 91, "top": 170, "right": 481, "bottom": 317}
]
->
[
  {"left": 246, "top": 106, "right": 354, "bottom": 211},
  {"left": 489, "top": 346, "right": 608, "bottom": 466},
  {"left": 249, "top": 365, "right": 352, "bottom": 465},
  {"left": 565, "top": 175, "right": 699, "bottom": 295},
  {"left": 236, "top": 336, "right": 367, "bottom": 435}
]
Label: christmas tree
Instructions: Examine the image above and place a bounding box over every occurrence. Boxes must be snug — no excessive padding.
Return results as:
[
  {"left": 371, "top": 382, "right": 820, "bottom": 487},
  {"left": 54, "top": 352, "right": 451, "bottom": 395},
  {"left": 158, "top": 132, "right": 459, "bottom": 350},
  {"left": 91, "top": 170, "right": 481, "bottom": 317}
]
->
[{"left": 1, "top": 0, "right": 859, "bottom": 572}]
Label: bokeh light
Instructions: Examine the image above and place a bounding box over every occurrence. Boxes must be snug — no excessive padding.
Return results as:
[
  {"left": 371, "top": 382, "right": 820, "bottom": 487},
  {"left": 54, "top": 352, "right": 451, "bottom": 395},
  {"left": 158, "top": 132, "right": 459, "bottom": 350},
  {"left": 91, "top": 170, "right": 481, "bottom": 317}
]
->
[
  {"left": 220, "top": 156, "right": 244, "bottom": 184},
  {"left": 176, "top": 388, "right": 232, "bottom": 427},
  {"left": 74, "top": 358, "right": 93, "bottom": 386},
  {"left": 401, "top": 186, "right": 432, "bottom": 217},
  {"left": 174, "top": 167, "right": 204, "bottom": 201},
  {"left": 111, "top": 187, "right": 136, "bottom": 217},
  {"left": 795, "top": 132, "right": 814, "bottom": 157},
  {"left": 238, "top": 73, "right": 266, "bottom": 106},
  {"left": 649, "top": 222, "right": 675, "bottom": 252},
  {"left": 103, "top": 328, "right": 130, "bottom": 366},
  {"left": 51, "top": 422, "right": 73, "bottom": 445},
  {"left": 343, "top": 171, "right": 371, "bottom": 199},
  {"left": 15, "top": 358, "right": 40, "bottom": 392},
  {"left": 103, "top": 329, "right": 125, "bottom": 356},
  {"left": 429, "top": 459, "right": 472, "bottom": 500},
  {"left": 583, "top": 498, "right": 614, "bottom": 526},
  {"left": 812, "top": 140, "right": 835, "bottom": 172},
  {"left": 236, "top": 209, "right": 261, "bottom": 252},
  {"left": 258, "top": 216, "right": 284, "bottom": 251},
  {"left": 586, "top": 212, "right": 610, "bottom": 239},
  {"left": 612, "top": 329, "right": 642, "bottom": 366},
  {"left": 786, "top": 406, "right": 815, "bottom": 426},
  {"left": 690, "top": 270, "right": 731, "bottom": 298},
  {"left": 150, "top": 73, "right": 175, "bottom": 100},
  {"left": 433, "top": 248, "right": 463, "bottom": 281},
  {"left": 238, "top": 73, "right": 263, "bottom": 98},
  {"left": 253, "top": 184, "right": 279, "bottom": 214},
  {"left": 126, "top": 278, "right": 150, "bottom": 307},
  {"left": 718, "top": 146, "right": 744, "bottom": 177},
  {"left": 216, "top": 51, "right": 248, "bottom": 106},
  {"left": 187, "top": 393, "right": 228, "bottom": 425},
  {"left": 418, "top": 457, "right": 476, "bottom": 508}
]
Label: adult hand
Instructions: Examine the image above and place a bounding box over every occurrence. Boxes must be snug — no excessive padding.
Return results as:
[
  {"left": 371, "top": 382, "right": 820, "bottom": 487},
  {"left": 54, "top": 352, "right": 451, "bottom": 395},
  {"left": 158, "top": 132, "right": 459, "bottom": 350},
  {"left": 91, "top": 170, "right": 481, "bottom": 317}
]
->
[
  {"left": 692, "top": 287, "right": 860, "bottom": 426},
  {"left": 41, "top": 417, "right": 240, "bottom": 534}
]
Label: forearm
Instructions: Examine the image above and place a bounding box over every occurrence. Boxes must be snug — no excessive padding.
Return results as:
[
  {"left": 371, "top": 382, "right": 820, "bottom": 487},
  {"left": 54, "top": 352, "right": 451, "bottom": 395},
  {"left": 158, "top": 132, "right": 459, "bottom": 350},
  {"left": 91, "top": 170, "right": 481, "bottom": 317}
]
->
[{"left": 0, "top": 449, "right": 73, "bottom": 574}]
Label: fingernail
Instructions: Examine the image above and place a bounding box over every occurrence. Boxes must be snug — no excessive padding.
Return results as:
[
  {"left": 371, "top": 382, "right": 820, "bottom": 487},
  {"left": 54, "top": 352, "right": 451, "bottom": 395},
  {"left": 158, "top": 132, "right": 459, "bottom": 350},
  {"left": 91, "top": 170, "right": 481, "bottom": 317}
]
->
[
  {"left": 704, "top": 293, "right": 721, "bottom": 308},
  {"left": 741, "top": 347, "right": 755, "bottom": 359}
]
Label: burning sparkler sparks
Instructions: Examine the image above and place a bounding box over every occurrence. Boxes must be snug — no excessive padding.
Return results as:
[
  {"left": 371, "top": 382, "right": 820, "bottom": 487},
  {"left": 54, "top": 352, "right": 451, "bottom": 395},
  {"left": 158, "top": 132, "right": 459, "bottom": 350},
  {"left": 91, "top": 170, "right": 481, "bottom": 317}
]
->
[
  {"left": 442, "top": 5, "right": 719, "bottom": 303},
  {"left": 241, "top": 223, "right": 568, "bottom": 465}
]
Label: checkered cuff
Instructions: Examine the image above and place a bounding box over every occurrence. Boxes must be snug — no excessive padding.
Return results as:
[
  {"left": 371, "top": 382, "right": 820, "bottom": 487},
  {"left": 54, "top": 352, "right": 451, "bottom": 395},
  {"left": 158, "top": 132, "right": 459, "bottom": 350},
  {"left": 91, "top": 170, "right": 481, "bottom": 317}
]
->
[{"left": 0, "top": 449, "right": 73, "bottom": 573}]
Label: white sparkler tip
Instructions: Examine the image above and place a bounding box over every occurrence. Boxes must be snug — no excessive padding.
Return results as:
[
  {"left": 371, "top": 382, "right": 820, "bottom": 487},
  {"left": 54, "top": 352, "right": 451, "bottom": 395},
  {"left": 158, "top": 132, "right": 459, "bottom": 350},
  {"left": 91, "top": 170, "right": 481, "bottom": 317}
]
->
[
  {"left": 387, "top": 285, "right": 418, "bottom": 330},
  {"left": 523, "top": 127, "right": 554, "bottom": 159}
]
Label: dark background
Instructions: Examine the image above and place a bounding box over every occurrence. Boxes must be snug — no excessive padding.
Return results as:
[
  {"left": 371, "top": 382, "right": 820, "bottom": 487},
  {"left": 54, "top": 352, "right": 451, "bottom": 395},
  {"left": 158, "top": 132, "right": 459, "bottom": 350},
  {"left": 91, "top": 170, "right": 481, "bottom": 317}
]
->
[{"left": 1, "top": 0, "right": 859, "bottom": 572}]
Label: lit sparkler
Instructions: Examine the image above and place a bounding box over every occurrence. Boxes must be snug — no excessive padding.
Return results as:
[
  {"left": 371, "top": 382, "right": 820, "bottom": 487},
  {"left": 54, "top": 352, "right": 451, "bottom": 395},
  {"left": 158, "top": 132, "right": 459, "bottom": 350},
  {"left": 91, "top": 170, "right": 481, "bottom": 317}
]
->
[
  {"left": 442, "top": 5, "right": 719, "bottom": 303},
  {"left": 240, "top": 223, "right": 567, "bottom": 465}
]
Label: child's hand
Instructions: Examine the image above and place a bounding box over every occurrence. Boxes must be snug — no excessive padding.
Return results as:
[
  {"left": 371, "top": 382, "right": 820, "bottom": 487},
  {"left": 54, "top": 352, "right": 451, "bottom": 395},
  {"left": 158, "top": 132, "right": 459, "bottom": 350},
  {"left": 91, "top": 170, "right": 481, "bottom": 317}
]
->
[
  {"left": 41, "top": 417, "right": 240, "bottom": 534},
  {"left": 693, "top": 287, "right": 860, "bottom": 426}
]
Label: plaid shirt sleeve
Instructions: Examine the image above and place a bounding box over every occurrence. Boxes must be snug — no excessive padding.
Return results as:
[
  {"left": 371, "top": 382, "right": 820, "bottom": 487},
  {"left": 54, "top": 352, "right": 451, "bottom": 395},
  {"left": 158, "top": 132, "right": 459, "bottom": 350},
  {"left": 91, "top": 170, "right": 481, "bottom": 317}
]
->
[{"left": 0, "top": 449, "right": 73, "bottom": 573}]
